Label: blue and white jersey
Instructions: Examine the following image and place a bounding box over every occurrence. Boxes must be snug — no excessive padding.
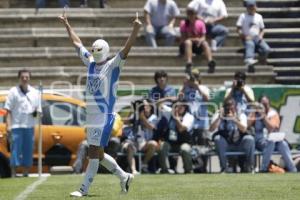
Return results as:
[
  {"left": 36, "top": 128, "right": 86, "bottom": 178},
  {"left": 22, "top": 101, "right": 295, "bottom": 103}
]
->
[{"left": 78, "top": 45, "right": 125, "bottom": 129}]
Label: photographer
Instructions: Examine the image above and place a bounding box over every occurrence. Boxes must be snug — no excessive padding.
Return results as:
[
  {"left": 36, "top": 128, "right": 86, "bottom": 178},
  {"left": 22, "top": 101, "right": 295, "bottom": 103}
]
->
[
  {"left": 5, "top": 69, "right": 41, "bottom": 177},
  {"left": 248, "top": 96, "right": 297, "bottom": 172},
  {"left": 180, "top": 70, "right": 210, "bottom": 172},
  {"left": 122, "top": 98, "right": 159, "bottom": 174},
  {"left": 157, "top": 98, "right": 195, "bottom": 173},
  {"left": 210, "top": 98, "right": 255, "bottom": 173},
  {"left": 224, "top": 71, "right": 254, "bottom": 115}
]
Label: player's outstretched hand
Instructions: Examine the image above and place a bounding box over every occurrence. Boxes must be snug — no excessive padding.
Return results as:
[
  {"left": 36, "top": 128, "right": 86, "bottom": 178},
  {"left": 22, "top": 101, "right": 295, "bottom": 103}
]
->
[
  {"left": 133, "top": 12, "right": 142, "bottom": 28},
  {"left": 58, "top": 6, "right": 68, "bottom": 25}
]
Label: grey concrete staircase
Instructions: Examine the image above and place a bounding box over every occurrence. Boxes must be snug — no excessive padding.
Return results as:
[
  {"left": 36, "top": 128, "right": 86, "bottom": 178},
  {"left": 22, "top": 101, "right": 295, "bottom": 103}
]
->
[{"left": 0, "top": 0, "right": 298, "bottom": 86}]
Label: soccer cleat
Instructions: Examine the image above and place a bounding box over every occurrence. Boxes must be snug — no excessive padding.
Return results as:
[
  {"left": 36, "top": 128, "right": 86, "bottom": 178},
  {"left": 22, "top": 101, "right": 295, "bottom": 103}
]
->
[
  {"left": 120, "top": 173, "right": 134, "bottom": 194},
  {"left": 70, "top": 190, "right": 87, "bottom": 198}
]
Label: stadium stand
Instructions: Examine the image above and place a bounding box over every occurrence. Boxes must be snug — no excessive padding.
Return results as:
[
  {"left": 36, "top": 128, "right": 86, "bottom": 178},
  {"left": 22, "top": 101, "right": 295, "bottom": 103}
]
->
[{"left": 0, "top": 0, "right": 298, "bottom": 86}]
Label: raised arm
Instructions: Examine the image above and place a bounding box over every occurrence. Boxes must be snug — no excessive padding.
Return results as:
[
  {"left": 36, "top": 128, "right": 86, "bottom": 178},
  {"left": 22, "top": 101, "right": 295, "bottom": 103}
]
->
[
  {"left": 120, "top": 12, "right": 142, "bottom": 59},
  {"left": 58, "top": 8, "right": 82, "bottom": 48}
]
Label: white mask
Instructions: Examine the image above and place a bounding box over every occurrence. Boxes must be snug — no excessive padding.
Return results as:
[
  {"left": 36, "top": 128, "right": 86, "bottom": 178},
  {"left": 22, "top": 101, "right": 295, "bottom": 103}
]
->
[{"left": 91, "top": 39, "right": 110, "bottom": 63}]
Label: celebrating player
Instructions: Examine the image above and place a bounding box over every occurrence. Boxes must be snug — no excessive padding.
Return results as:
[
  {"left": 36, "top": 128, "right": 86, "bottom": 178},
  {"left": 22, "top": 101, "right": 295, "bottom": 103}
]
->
[{"left": 58, "top": 8, "right": 142, "bottom": 197}]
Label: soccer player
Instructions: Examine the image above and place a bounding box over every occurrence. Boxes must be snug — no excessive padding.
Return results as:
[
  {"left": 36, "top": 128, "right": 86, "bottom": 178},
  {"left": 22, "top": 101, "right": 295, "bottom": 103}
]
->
[{"left": 58, "top": 8, "right": 142, "bottom": 197}]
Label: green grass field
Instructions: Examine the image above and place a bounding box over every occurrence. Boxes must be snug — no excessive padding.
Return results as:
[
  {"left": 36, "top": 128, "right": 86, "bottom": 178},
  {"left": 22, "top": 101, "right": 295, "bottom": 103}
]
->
[{"left": 0, "top": 174, "right": 300, "bottom": 200}]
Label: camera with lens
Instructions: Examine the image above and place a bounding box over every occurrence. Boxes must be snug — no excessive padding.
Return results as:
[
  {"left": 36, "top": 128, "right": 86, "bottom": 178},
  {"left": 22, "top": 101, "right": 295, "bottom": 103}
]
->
[
  {"left": 189, "top": 74, "right": 195, "bottom": 82},
  {"left": 236, "top": 79, "right": 245, "bottom": 88},
  {"left": 224, "top": 105, "right": 231, "bottom": 116}
]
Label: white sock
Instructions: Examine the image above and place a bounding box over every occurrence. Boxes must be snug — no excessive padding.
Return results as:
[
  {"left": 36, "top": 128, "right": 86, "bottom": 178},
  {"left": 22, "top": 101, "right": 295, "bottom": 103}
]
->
[
  {"left": 100, "top": 153, "right": 127, "bottom": 180},
  {"left": 80, "top": 159, "right": 99, "bottom": 194}
]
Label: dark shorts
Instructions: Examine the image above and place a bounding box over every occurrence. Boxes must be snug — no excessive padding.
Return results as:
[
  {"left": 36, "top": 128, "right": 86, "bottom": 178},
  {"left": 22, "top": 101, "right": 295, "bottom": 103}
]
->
[{"left": 179, "top": 42, "right": 203, "bottom": 56}]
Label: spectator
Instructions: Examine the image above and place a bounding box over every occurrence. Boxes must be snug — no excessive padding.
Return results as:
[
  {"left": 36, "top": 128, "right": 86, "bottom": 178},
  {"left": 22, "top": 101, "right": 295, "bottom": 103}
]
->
[
  {"left": 248, "top": 95, "right": 297, "bottom": 172},
  {"left": 210, "top": 98, "right": 255, "bottom": 173},
  {"left": 36, "top": 0, "right": 69, "bottom": 8},
  {"left": 180, "top": 70, "right": 210, "bottom": 172},
  {"left": 5, "top": 69, "right": 41, "bottom": 177},
  {"left": 148, "top": 70, "right": 176, "bottom": 102},
  {"left": 120, "top": 126, "right": 139, "bottom": 175},
  {"left": 136, "top": 99, "right": 159, "bottom": 173},
  {"left": 236, "top": 0, "right": 271, "bottom": 73},
  {"left": 188, "top": 0, "right": 229, "bottom": 51},
  {"left": 179, "top": 6, "right": 216, "bottom": 74},
  {"left": 121, "top": 99, "right": 159, "bottom": 174},
  {"left": 144, "top": 0, "right": 180, "bottom": 48},
  {"left": 157, "top": 98, "right": 195, "bottom": 173},
  {"left": 224, "top": 71, "right": 254, "bottom": 115},
  {"left": 180, "top": 69, "right": 210, "bottom": 143}
]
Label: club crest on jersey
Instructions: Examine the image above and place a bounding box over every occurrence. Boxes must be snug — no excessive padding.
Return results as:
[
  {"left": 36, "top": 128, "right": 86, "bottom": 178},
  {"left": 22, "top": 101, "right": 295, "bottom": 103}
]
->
[{"left": 87, "top": 77, "right": 102, "bottom": 94}]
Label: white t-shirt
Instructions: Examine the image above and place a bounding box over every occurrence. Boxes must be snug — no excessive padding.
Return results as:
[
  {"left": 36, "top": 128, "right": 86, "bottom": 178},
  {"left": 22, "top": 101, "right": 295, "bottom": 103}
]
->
[
  {"left": 161, "top": 105, "right": 194, "bottom": 132},
  {"left": 188, "top": 0, "right": 228, "bottom": 21},
  {"left": 236, "top": 12, "right": 265, "bottom": 37},
  {"left": 5, "top": 85, "right": 41, "bottom": 129},
  {"left": 144, "top": 0, "right": 180, "bottom": 27}
]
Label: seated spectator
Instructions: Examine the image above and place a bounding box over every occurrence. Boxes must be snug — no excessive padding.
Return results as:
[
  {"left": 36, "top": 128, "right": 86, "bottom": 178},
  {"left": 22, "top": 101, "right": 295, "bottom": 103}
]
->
[
  {"left": 180, "top": 70, "right": 211, "bottom": 172},
  {"left": 179, "top": 6, "right": 216, "bottom": 74},
  {"left": 36, "top": 0, "right": 69, "bottom": 8},
  {"left": 210, "top": 98, "right": 255, "bottom": 173},
  {"left": 122, "top": 99, "right": 159, "bottom": 174},
  {"left": 144, "top": 0, "right": 180, "bottom": 48},
  {"left": 248, "top": 95, "right": 297, "bottom": 172},
  {"left": 224, "top": 71, "right": 254, "bottom": 115},
  {"left": 180, "top": 69, "right": 210, "bottom": 144},
  {"left": 148, "top": 70, "right": 176, "bottom": 102},
  {"left": 120, "top": 126, "right": 139, "bottom": 175},
  {"left": 157, "top": 98, "right": 195, "bottom": 173},
  {"left": 188, "top": 0, "right": 229, "bottom": 51},
  {"left": 236, "top": 0, "right": 271, "bottom": 73},
  {"left": 72, "top": 114, "right": 123, "bottom": 174}
]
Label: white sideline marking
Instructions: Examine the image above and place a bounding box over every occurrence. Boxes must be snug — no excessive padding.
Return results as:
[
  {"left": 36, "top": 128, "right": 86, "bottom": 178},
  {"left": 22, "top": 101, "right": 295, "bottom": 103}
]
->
[{"left": 14, "top": 177, "right": 48, "bottom": 200}]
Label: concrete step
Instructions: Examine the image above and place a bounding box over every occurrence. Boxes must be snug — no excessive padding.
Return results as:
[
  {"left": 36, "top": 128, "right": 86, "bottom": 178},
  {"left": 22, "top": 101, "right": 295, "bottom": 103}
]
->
[
  {"left": 0, "top": 27, "right": 298, "bottom": 48},
  {"left": 0, "top": 67, "right": 276, "bottom": 86},
  {"left": 274, "top": 66, "right": 300, "bottom": 76},
  {"left": 269, "top": 48, "right": 300, "bottom": 58},
  {"left": 0, "top": 52, "right": 246, "bottom": 67},
  {"left": 0, "top": 65, "right": 273, "bottom": 76},
  {"left": 8, "top": 0, "right": 267, "bottom": 8},
  {"left": 0, "top": 46, "right": 296, "bottom": 67},
  {"left": 275, "top": 76, "right": 300, "bottom": 84},
  {"left": 268, "top": 58, "right": 300, "bottom": 66},
  {"left": 264, "top": 28, "right": 300, "bottom": 38},
  {"left": 257, "top": 0, "right": 300, "bottom": 8},
  {"left": 0, "top": 8, "right": 299, "bottom": 28},
  {"left": 8, "top": 0, "right": 300, "bottom": 8}
]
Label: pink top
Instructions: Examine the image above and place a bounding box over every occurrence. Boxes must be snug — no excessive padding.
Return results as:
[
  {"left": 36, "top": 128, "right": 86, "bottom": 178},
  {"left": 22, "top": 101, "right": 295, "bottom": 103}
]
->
[{"left": 180, "top": 19, "right": 206, "bottom": 38}]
